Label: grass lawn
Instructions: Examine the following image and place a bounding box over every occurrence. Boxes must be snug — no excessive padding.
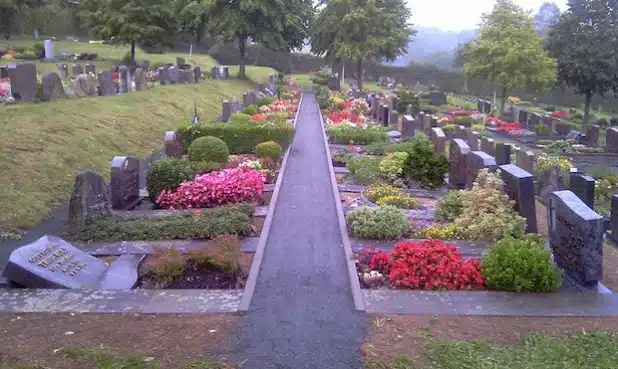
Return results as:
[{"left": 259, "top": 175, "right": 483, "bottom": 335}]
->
[{"left": 289, "top": 74, "right": 313, "bottom": 90}]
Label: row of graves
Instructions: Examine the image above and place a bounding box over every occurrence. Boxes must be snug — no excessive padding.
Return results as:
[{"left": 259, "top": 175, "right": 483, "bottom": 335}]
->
[
  {"left": 0, "top": 79, "right": 295, "bottom": 312},
  {"left": 0, "top": 56, "right": 234, "bottom": 105}
]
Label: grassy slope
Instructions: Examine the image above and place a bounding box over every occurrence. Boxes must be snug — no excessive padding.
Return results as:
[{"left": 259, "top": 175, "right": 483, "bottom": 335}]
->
[{"left": 1, "top": 43, "right": 275, "bottom": 229}]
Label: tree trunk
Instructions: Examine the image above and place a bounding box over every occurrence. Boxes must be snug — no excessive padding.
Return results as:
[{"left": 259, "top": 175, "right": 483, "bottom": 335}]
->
[
  {"left": 130, "top": 40, "right": 136, "bottom": 62},
  {"left": 356, "top": 59, "right": 363, "bottom": 91},
  {"left": 583, "top": 92, "right": 593, "bottom": 125},
  {"left": 238, "top": 34, "right": 246, "bottom": 79},
  {"left": 499, "top": 86, "right": 507, "bottom": 119}
]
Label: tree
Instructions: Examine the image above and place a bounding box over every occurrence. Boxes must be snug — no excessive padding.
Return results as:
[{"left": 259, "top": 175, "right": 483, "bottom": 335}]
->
[
  {"left": 462, "top": 0, "right": 556, "bottom": 117},
  {"left": 0, "top": 0, "right": 45, "bottom": 40},
  {"left": 534, "top": 1, "right": 561, "bottom": 36},
  {"left": 80, "top": 0, "right": 176, "bottom": 61},
  {"left": 174, "top": 0, "right": 209, "bottom": 43},
  {"left": 205, "top": 0, "right": 312, "bottom": 79},
  {"left": 546, "top": 0, "right": 618, "bottom": 124},
  {"left": 311, "top": 0, "right": 414, "bottom": 90}
]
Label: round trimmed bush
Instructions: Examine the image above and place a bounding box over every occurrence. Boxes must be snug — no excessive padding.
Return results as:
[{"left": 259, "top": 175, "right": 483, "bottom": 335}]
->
[
  {"left": 228, "top": 113, "right": 251, "bottom": 125},
  {"left": 255, "top": 141, "right": 283, "bottom": 161},
  {"left": 188, "top": 136, "right": 229, "bottom": 164},
  {"left": 257, "top": 96, "right": 274, "bottom": 107},
  {"left": 346, "top": 205, "right": 409, "bottom": 240},
  {"left": 482, "top": 235, "right": 562, "bottom": 292},
  {"left": 243, "top": 104, "right": 258, "bottom": 115}
]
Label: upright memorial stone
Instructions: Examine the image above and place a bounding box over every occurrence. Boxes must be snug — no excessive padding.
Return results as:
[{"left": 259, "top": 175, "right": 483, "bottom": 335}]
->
[
  {"left": 527, "top": 113, "right": 541, "bottom": 130},
  {"left": 193, "top": 66, "right": 201, "bottom": 82},
  {"left": 164, "top": 131, "right": 184, "bottom": 157},
  {"left": 57, "top": 63, "right": 68, "bottom": 79},
  {"left": 221, "top": 100, "right": 231, "bottom": 122},
  {"left": 68, "top": 171, "right": 111, "bottom": 233},
  {"left": 481, "top": 137, "right": 495, "bottom": 156},
  {"left": 455, "top": 125, "right": 467, "bottom": 140},
  {"left": 422, "top": 114, "right": 432, "bottom": 134},
  {"left": 211, "top": 66, "right": 219, "bottom": 79},
  {"left": 372, "top": 99, "right": 380, "bottom": 119},
  {"left": 430, "top": 127, "right": 446, "bottom": 155},
  {"left": 570, "top": 173, "right": 595, "bottom": 209},
  {"left": 222, "top": 66, "right": 229, "bottom": 79},
  {"left": 44, "top": 39, "right": 54, "bottom": 60},
  {"left": 448, "top": 139, "right": 471, "bottom": 190},
  {"left": 98, "top": 70, "right": 115, "bottom": 96},
  {"left": 548, "top": 190, "right": 603, "bottom": 286},
  {"left": 71, "top": 64, "right": 83, "bottom": 77},
  {"left": 611, "top": 195, "right": 618, "bottom": 242},
  {"left": 178, "top": 68, "right": 194, "bottom": 84},
  {"left": 390, "top": 110, "right": 399, "bottom": 128},
  {"left": 428, "top": 92, "right": 446, "bottom": 106},
  {"left": 168, "top": 66, "right": 179, "bottom": 84},
  {"left": 110, "top": 156, "right": 140, "bottom": 210},
  {"left": 483, "top": 101, "right": 492, "bottom": 114},
  {"left": 401, "top": 115, "right": 415, "bottom": 139},
  {"left": 499, "top": 164, "right": 537, "bottom": 233},
  {"left": 466, "top": 151, "right": 497, "bottom": 189},
  {"left": 85, "top": 63, "right": 96, "bottom": 75},
  {"left": 516, "top": 149, "right": 535, "bottom": 173},
  {"left": 555, "top": 122, "right": 571, "bottom": 137},
  {"left": 134, "top": 68, "right": 147, "bottom": 91},
  {"left": 606, "top": 128, "right": 618, "bottom": 153},
  {"left": 118, "top": 66, "right": 132, "bottom": 93},
  {"left": 158, "top": 67, "right": 170, "bottom": 85},
  {"left": 176, "top": 57, "right": 186, "bottom": 65},
  {"left": 583, "top": 124, "right": 600, "bottom": 146},
  {"left": 466, "top": 130, "right": 479, "bottom": 151},
  {"left": 518, "top": 109, "right": 528, "bottom": 124},
  {"left": 41, "top": 71, "right": 66, "bottom": 101},
  {"left": 494, "top": 142, "right": 512, "bottom": 165},
  {"left": 72, "top": 74, "right": 96, "bottom": 97},
  {"left": 7, "top": 63, "right": 37, "bottom": 102}
]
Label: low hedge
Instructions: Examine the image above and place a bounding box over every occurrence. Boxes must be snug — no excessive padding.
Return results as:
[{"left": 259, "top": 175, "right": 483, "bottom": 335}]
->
[
  {"left": 146, "top": 158, "right": 221, "bottom": 202},
  {"left": 177, "top": 121, "right": 295, "bottom": 154},
  {"left": 68, "top": 203, "right": 254, "bottom": 242},
  {"left": 328, "top": 124, "right": 388, "bottom": 145}
]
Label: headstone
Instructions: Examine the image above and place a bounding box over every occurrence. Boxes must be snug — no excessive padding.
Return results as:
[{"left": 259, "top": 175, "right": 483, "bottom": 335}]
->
[
  {"left": 221, "top": 100, "right": 231, "bottom": 122},
  {"left": 570, "top": 173, "right": 595, "bottom": 209},
  {"left": 176, "top": 57, "right": 186, "bottom": 65},
  {"left": 483, "top": 101, "right": 492, "bottom": 114},
  {"left": 401, "top": 115, "right": 415, "bottom": 139},
  {"left": 57, "top": 63, "right": 68, "bottom": 79},
  {"left": 110, "top": 156, "right": 140, "bottom": 210},
  {"left": 379, "top": 104, "right": 389, "bottom": 126},
  {"left": 422, "top": 114, "right": 432, "bottom": 134},
  {"left": 494, "top": 142, "right": 512, "bottom": 165},
  {"left": 168, "top": 66, "right": 179, "bottom": 84},
  {"left": 555, "top": 122, "right": 571, "bottom": 137},
  {"left": 430, "top": 127, "right": 446, "bottom": 155},
  {"left": 97, "top": 70, "right": 115, "bottom": 96},
  {"left": 428, "top": 91, "right": 447, "bottom": 106},
  {"left": 222, "top": 66, "right": 229, "bottom": 79},
  {"left": 164, "top": 131, "right": 184, "bottom": 157},
  {"left": 477, "top": 99, "right": 483, "bottom": 112},
  {"left": 481, "top": 137, "right": 495, "bottom": 156},
  {"left": 455, "top": 125, "right": 467, "bottom": 140},
  {"left": 68, "top": 171, "right": 111, "bottom": 233},
  {"left": 44, "top": 39, "right": 54, "bottom": 60},
  {"left": 390, "top": 110, "right": 399, "bottom": 127},
  {"left": 193, "top": 66, "right": 201, "bottom": 82},
  {"left": 178, "top": 68, "right": 194, "bottom": 84},
  {"left": 527, "top": 113, "right": 541, "bottom": 129},
  {"left": 606, "top": 128, "right": 618, "bottom": 153},
  {"left": 7, "top": 63, "right": 37, "bottom": 102},
  {"left": 515, "top": 149, "right": 534, "bottom": 174},
  {"left": 242, "top": 92, "right": 251, "bottom": 108},
  {"left": 518, "top": 109, "right": 528, "bottom": 124},
  {"left": 72, "top": 74, "right": 96, "bottom": 97},
  {"left": 118, "top": 66, "right": 132, "bottom": 93},
  {"left": 71, "top": 64, "right": 83, "bottom": 77},
  {"left": 583, "top": 124, "right": 600, "bottom": 146},
  {"left": 499, "top": 164, "right": 537, "bottom": 233},
  {"left": 248, "top": 91, "right": 257, "bottom": 105},
  {"left": 158, "top": 66, "right": 170, "bottom": 85},
  {"left": 548, "top": 190, "right": 603, "bottom": 286},
  {"left": 211, "top": 66, "right": 220, "bottom": 79},
  {"left": 40, "top": 72, "right": 66, "bottom": 101},
  {"left": 406, "top": 104, "right": 415, "bottom": 115},
  {"left": 372, "top": 98, "right": 380, "bottom": 119},
  {"left": 611, "top": 118, "right": 618, "bottom": 127},
  {"left": 231, "top": 96, "right": 240, "bottom": 113},
  {"left": 466, "top": 130, "right": 479, "bottom": 151},
  {"left": 134, "top": 68, "right": 147, "bottom": 91},
  {"left": 448, "top": 139, "right": 471, "bottom": 190},
  {"left": 85, "top": 63, "right": 96, "bottom": 75},
  {"left": 33, "top": 29, "right": 39, "bottom": 40},
  {"left": 611, "top": 195, "right": 618, "bottom": 242},
  {"left": 566, "top": 130, "right": 582, "bottom": 140},
  {"left": 0, "top": 66, "right": 7, "bottom": 79},
  {"left": 466, "top": 151, "right": 497, "bottom": 189}
]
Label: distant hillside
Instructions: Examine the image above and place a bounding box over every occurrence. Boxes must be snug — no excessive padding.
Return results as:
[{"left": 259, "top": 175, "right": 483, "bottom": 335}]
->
[{"left": 391, "top": 27, "right": 476, "bottom": 69}]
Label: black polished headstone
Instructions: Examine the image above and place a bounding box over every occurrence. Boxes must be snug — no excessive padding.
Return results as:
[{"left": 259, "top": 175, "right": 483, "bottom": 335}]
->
[
  {"left": 110, "top": 156, "right": 140, "bottom": 210},
  {"left": 448, "top": 139, "right": 471, "bottom": 190},
  {"left": 494, "top": 142, "right": 512, "bottom": 165},
  {"left": 68, "top": 171, "right": 111, "bottom": 233},
  {"left": 499, "top": 164, "right": 537, "bottom": 233},
  {"left": 570, "top": 173, "right": 595, "bottom": 209},
  {"left": 466, "top": 151, "right": 497, "bottom": 189}
]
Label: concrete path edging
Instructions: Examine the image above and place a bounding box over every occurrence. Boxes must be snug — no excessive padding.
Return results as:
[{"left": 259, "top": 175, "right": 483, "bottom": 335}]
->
[
  {"left": 318, "top": 107, "right": 365, "bottom": 311},
  {"left": 237, "top": 93, "right": 304, "bottom": 312}
]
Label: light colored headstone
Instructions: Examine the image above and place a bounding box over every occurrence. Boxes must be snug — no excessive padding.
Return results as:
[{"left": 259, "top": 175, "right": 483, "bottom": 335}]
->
[{"left": 44, "top": 39, "right": 54, "bottom": 60}]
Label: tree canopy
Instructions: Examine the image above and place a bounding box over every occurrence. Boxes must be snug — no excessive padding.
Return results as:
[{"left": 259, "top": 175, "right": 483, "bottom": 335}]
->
[
  {"left": 0, "top": 0, "right": 45, "bottom": 40},
  {"left": 462, "top": 0, "right": 556, "bottom": 116},
  {"left": 546, "top": 0, "right": 618, "bottom": 124},
  {"left": 534, "top": 1, "right": 561, "bottom": 36},
  {"left": 311, "top": 0, "right": 414, "bottom": 90}
]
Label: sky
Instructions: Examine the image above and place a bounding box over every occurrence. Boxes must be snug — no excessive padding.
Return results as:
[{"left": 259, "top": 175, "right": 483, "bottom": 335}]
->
[{"left": 408, "top": 0, "right": 569, "bottom": 31}]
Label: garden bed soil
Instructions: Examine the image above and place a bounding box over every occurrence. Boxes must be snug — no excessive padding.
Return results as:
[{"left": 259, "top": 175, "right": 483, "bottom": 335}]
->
[{"left": 363, "top": 314, "right": 618, "bottom": 368}]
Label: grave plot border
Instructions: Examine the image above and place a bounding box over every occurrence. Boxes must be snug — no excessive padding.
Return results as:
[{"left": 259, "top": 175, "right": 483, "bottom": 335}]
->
[{"left": 0, "top": 94, "right": 303, "bottom": 314}]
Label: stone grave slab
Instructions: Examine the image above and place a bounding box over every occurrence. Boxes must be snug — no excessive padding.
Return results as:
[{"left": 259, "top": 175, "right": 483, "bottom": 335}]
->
[
  {"left": 494, "top": 142, "right": 512, "bottom": 165},
  {"left": 84, "top": 237, "right": 261, "bottom": 256},
  {"left": 221, "top": 100, "right": 231, "bottom": 122},
  {"left": 41, "top": 72, "right": 66, "bottom": 101},
  {"left": 168, "top": 66, "right": 179, "bottom": 84},
  {"left": 178, "top": 68, "right": 194, "bottom": 84},
  {"left": 583, "top": 125, "right": 600, "bottom": 146},
  {"left": 98, "top": 70, "right": 115, "bottom": 96},
  {"left": 110, "top": 156, "right": 140, "bottom": 210},
  {"left": 607, "top": 128, "right": 618, "bottom": 153},
  {"left": 448, "top": 139, "right": 471, "bottom": 190},
  {"left": 548, "top": 190, "right": 603, "bottom": 286},
  {"left": 68, "top": 171, "right": 111, "bottom": 233},
  {"left": 611, "top": 195, "right": 618, "bottom": 243},
  {"left": 499, "top": 164, "right": 537, "bottom": 233},
  {"left": 164, "top": 131, "right": 183, "bottom": 157},
  {"left": 455, "top": 125, "right": 466, "bottom": 139},
  {"left": 570, "top": 173, "right": 595, "bottom": 209},
  {"left": 7, "top": 63, "right": 37, "bottom": 102},
  {"left": 466, "top": 151, "right": 497, "bottom": 189}
]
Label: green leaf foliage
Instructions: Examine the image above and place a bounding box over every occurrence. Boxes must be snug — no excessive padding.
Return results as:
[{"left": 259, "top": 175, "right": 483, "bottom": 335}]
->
[
  {"left": 346, "top": 205, "right": 409, "bottom": 239},
  {"left": 146, "top": 158, "right": 221, "bottom": 202},
  {"left": 187, "top": 136, "right": 230, "bottom": 163}
]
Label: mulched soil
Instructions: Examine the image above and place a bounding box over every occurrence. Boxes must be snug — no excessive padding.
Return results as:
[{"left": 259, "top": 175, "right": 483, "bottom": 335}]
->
[
  {"left": 0, "top": 313, "right": 236, "bottom": 369},
  {"left": 364, "top": 314, "right": 618, "bottom": 368}
]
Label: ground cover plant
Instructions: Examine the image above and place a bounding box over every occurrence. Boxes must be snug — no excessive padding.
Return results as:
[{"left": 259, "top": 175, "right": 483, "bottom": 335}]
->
[{"left": 346, "top": 205, "right": 409, "bottom": 240}]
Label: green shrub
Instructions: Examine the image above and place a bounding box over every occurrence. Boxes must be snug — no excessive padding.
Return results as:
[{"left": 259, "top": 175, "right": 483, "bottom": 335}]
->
[
  {"left": 454, "top": 116, "right": 476, "bottom": 127},
  {"left": 379, "top": 151, "right": 408, "bottom": 186},
  {"left": 365, "top": 141, "right": 389, "bottom": 155},
  {"left": 32, "top": 43, "right": 45, "bottom": 59},
  {"left": 441, "top": 124, "right": 456, "bottom": 135},
  {"left": 255, "top": 141, "right": 283, "bottom": 161},
  {"left": 375, "top": 194, "right": 418, "bottom": 209},
  {"left": 346, "top": 205, "right": 409, "bottom": 239},
  {"left": 243, "top": 104, "right": 259, "bottom": 115},
  {"left": 316, "top": 86, "right": 332, "bottom": 109},
  {"left": 483, "top": 236, "right": 562, "bottom": 292},
  {"left": 146, "top": 158, "right": 220, "bottom": 202},
  {"left": 364, "top": 184, "right": 401, "bottom": 203},
  {"left": 346, "top": 157, "right": 382, "bottom": 185},
  {"left": 597, "top": 118, "right": 609, "bottom": 127},
  {"left": 394, "top": 90, "right": 420, "bottom": 113},
  {"left": 435, "top": 190, "right": 466, "bottom": 222},
  {"left": 188, "top": 136, "right": 229, "bottom": 163},
  {"left": 535, "top": 124, "right": 551, "bottom": 136},
  {"left": 177, "top": 121, "right": 295, "bottom": 154},
  {"left": 256, "top": 96, "right": 274, "bottom": 107},
  {"left": 328, "top": 124, "right": 388, "bottom": 145},
  {"left": 544, "top": 139, "right": 573, "bottom": 154},
  {"left": 402, "top": 136, "right": 449, "bottom": 188},
  {"left": 229, "top": 113, "right": 251, "bottom": 124},
  {"left": 69, "top": 204, "right": 254, "bottom": 241}
]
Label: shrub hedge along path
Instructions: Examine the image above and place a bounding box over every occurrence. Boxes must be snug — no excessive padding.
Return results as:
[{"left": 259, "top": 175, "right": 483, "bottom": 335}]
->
[{"left": 231, "top": 92, "right": 366, "bottom": 368}]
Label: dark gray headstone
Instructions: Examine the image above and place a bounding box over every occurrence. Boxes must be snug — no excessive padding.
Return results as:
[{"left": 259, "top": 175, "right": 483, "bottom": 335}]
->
[
  {"left": 68, "top": 171, "right": 111, "bottom": 233},
  {"left": 85, "top": 63, "right": 96, "bottom": 75},
  {"left": 448, "top": 139, "right": 471, "bottom": 190},
  {"left": 0, "top": 66, "right": 8, "bottom": 79},
  {"left": 466, "top": 130, "right": 479, "bottom": 151},
  {"left": 606, "top": 128, "right": 618, "bottom": 153},
  {"left": 428, "top": 91, "right": 447, "bottom": 106},
  {"left": 178, "top": 68, "right": 194, "bottom": 84},
  {"left": 527, "top": 113, "right": 541, "bottom": 129},
  {"left": 193, "top": 66, "right": 201, "bottom": 83},
  {"left": 222, "top": 66, "right": 229, "bottom": 79},
  {"left": 611, "top": 195, "right": 618, "bottom": 242},
  {"left": 97, "top": 70, "right": 115, "bottom": 96},
  {"left": 401, "top": 115, "right": 415, "bottom": 139},
  {"left": 7, "top": 63, "right": 37, "bottom": 102},
  {"left": 41, "top": 72, "right": 66, "bottom": 101},
  {"left": 221, "top": 100, "right": 231, "bottom": 122},
  {"left": 611, "top": 118, "right": 618, "bottom": 126},
  {"left": 110, "top": 156, "right": 140, "bottom": 210},
  {"left": 515, "top": 148, "right": 535, "bottom": 173},
  {"left": 494, "top": 142, "right": 512, "bottom": 165},
  {"left": 570, "top": 173, "right": 595, "bottom": 209},
  {"left": 242, "top": 92, "right": 250, "bottom": 108},
  {"left": 583, "top": 125, "right": 600, "bottom": 146},
  {"left": 477, "top": 99, "right": 483, "bottom": 112},
  {"left": 430, "top": 127, "right": 446, "bottom": 155},
  {"left": 211, "top": 66, "right": 219, "bottom": 79},
  {"left": 483, "top": 100, "right": 492, "bottom": 114},
  {"left": 390, "top": 110, "right": 399, "bottom": 127},
  {"left": 499, "top": 164, "right": 537, "bottom": 233},
  {"left": 422, "top": 114, "right": 432, "bottom": 134},
  {"left": 372, "top": 98, "right": 380, "bottom": 119},
  {"left": 466, "top": 151, "right": 497, "bottom": 189},
  {"left": 379, "top": 104, "right": 389, "bottom": 126},
  {"left": 548, "top": 190, "right": 603, "bottom": 286},
  {"left": 134, "top": 68, "right": 147, "bottom": 91},
  {"left": 164, "top": 131, "right": 183, "bottom": 157},
  {"left": 168, "top": 66, "right": 179, "bottom": 84},
  {"left": 480, "top": 137, "right": 495, "bottom": 156},
  {"left": 71, "top": 64, "right": 83, "bottom": 77},
  {"left": 555, "top": 122, "right": 571, "bottom": 137},
  {"left": 518, "top": 109, "right": 528, "bottom": 124},
  {"left": 455, "top": 125, "right": 467, "bottom": 140},
  {"left": 158, "top": 67, "right": 170, "bottom": 85},
  {"left": 72, "top": 74, "right": 96, "bottom": 97},
  {"left": 118, "top": 66, "right": 132, "bottom": 93}
]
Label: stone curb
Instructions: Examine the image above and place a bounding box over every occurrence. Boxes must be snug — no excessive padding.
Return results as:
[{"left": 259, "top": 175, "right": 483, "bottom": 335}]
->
[
  {"left": 237, "top": 93, "right": 303, "bottom": 312},
  {"left": 318, "top": 104, "right": 365, "bottom": 312}
]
